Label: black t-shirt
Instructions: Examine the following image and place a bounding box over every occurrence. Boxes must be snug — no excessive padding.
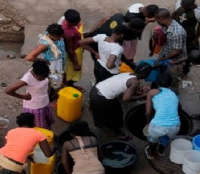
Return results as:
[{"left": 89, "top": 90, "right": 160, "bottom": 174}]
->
[
  {"left": 92, "top": 13, "right": 125, "bottom": 37},
  {"left": 173, "top": 7, "right": 200, "bottom": 38},
  {"left": 123, "top": 11, "right": 145, "bottom": 40}
]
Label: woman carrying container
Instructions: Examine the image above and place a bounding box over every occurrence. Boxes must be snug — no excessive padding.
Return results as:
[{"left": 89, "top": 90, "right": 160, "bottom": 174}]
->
[
  {"left": 61, "top": 121, "right": 105, "bottom": 174},
  {"left": 0, "top": 113, "right": 55, "bottom": 174},
  {"left": 145, "top": 73, "right": 180, "bottom": 160}
]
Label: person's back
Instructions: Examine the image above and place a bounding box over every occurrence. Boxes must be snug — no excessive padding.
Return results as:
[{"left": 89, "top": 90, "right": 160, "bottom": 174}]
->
[
  {"left": 92, "top": 13, "right": 124, "bottom": 37},
  {"left": 151, "top": 87, "right": 179, "bottom": 126},
  {"left": 88, "top": 13, "right": 124, "bottom": 61},
  {"left": 68, "top": 136, "right": 104, "bottom": 173},
  {"left": 96, "top": 73, "right": 136, "bottom": 99},
  {"left": 62, "top": 121, "right": 105, "bottom": 174},
  {"left": 0, "top": 127, "right": 46, "bottom": 164},
  {"left": 173, "top": 1, "right": 200, "bottom": 38},
  {"left": 0, "top": 113, "right": 55, "bottom": 173},
  {"left": 145, "top": 73, "right": 180, "bottom": 160}
]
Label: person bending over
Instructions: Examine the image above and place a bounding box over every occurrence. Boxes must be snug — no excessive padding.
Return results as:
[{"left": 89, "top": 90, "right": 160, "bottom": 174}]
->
[
  {"left": 62, "top": 121, "right": 105, "bottom": 174},
  {"left": 90, "top": 63, "right": 152, "bottom": 141},
  {"left": 0, "top": 113, "right": 56, "bottom": 174},
  {"left": 145, "top": 73, "right": 180, "bottom": 160}
]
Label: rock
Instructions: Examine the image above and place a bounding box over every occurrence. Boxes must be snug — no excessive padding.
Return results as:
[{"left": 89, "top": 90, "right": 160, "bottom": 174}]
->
[
  {"left": 11, "top": 25, "right": 21, "bottom": 31},
  {"left": 4, "top": 13, "right": 15, "bottom": 18},
  {"left": 1, "top": 83, "right": 7, "bottom": 87},
  {"left": 0, "top": 13, "right": 11, "bottom": 24},
  {"left": 6, "top": 54, "right": 16, "bottom": 59},
  {"left": 17, "top": 20, "right": 26, "bottom": 27}
]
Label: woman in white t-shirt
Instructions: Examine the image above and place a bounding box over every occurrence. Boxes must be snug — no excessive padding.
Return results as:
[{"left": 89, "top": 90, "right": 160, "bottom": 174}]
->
[
  {"left": 5, "top": 60, "right": 54, "bottom": 129},
  {"left": 79, "top": 25, "right": 126, "bottom": 83}
]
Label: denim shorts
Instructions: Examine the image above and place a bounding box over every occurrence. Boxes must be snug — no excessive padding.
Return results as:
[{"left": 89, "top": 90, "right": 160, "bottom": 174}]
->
[{"left": 148, "top": 124, "right": 180, "bottom": 144}]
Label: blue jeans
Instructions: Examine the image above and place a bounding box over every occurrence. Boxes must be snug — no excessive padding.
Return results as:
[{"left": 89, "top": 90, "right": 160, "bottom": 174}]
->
[{"left": 148, "top": 124, "right": 180, "bottom": 146}]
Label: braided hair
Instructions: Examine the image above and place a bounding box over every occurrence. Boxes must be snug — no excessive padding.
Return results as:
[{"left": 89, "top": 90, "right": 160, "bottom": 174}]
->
[{"left": 46, "top": 23, "right": 63, "bottom": 36}]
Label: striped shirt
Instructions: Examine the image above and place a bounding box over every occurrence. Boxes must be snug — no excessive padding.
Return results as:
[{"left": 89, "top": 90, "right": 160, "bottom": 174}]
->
[
  {"left": 151, "top": 87, "right": 180, "bottom": 126},
  {"left": 159, "top": 20, "right": 187, "bottom": 60}
]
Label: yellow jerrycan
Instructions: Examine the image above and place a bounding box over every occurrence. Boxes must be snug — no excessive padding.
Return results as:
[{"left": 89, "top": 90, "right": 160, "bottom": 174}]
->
[
  {"left": 30, "top": 127, "right": 55, "bottom": 174},
  {"left": 57, "top": 87, "right": 82, "bottom": 122},
  {"left": 119, "top": 62, "right": 134, "bottom": 73}
]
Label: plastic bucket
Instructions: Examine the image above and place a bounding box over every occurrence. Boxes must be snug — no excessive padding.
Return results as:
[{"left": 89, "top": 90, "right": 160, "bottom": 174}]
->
[
  {"left": 193, "top": 134, "right": 200, "bottom": 151},
  {"left": 182, "top": 150, "right": 200, "bottom": 174},
  {"left": 169, "top": 138, "right": 193, "bottom": 164}
]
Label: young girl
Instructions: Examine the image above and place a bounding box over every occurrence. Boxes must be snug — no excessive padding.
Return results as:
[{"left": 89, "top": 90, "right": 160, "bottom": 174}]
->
[{"left": 5, "top": 60, "right": 54, "bottom": 129}]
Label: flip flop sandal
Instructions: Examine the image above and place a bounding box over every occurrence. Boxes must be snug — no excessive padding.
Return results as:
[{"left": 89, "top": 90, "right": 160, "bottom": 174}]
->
[{"left": 145, "top": 146, "right": 155, "bottom": 160}]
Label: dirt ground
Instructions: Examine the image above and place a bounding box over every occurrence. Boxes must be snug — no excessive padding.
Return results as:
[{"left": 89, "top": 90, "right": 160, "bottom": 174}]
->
[{"left": 1, "top": 0, "right": 200, "bottom": 174}]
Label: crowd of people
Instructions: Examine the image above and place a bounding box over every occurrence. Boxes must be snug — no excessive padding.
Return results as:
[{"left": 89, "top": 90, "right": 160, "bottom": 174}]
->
[{"left": 1, "top": 0, "right": 200, "bottom": 173}]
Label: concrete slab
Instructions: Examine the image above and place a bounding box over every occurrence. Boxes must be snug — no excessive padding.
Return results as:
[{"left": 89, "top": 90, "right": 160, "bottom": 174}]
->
[{"left": 20, "top": 25, "right": 47, "bottom": 56}]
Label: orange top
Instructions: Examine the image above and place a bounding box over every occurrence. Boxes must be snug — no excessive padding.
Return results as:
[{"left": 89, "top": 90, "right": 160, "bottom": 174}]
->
[{"left": 0, "top": 128, "right": 46, "bottom": 164}]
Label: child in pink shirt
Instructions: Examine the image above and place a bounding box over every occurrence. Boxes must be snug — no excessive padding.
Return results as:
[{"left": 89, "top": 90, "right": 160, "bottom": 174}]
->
[{"left": 5, "top": 60, "right": 54, "bottom": 129}]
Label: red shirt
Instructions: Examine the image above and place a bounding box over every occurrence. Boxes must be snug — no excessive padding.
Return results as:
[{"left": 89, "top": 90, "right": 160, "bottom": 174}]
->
[{"left": 62, "top": 20, "right": 82, "bottom": 50}]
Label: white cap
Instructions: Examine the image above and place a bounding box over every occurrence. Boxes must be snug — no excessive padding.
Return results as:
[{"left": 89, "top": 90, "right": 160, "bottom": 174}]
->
[{"left": 128, "top": 3, "right": 144, "bottom": 13}]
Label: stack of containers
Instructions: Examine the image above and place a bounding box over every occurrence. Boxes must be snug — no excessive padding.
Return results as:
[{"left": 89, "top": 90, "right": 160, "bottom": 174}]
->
[
  {"left": 182, "top": 135, "right": 200, "bottom": 174},
  {"left": 169, "top": 136, "right": 200, "bottom": 174}
]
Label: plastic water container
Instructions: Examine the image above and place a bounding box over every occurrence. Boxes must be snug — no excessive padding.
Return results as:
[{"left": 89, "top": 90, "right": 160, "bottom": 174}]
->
[
  {"left": 119, "top": 62, "right": 134, "bottom": 73},
  {"left": 34, "top": 127, "right": 54, "bottom": 145},
  {"left": 31, "top": 128, "right": 55, "bottom": 173},
  {"left": 33, "top": 146, "right": 48, "bottom": 163},
  {"left": 182, "top": 150, "right": 200, "bottom": 174},
  {"left": 193, "top": 134, "right": 200, "bottom": 151},
  {"left": 57, "top": 87, "right": 82, "bottom": 122},
  {"left": 169, "top": 138, "right": 193, "bottom": 164},
  {"left": 31, "top": 154, "right": 55, "bottom": 174}
]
